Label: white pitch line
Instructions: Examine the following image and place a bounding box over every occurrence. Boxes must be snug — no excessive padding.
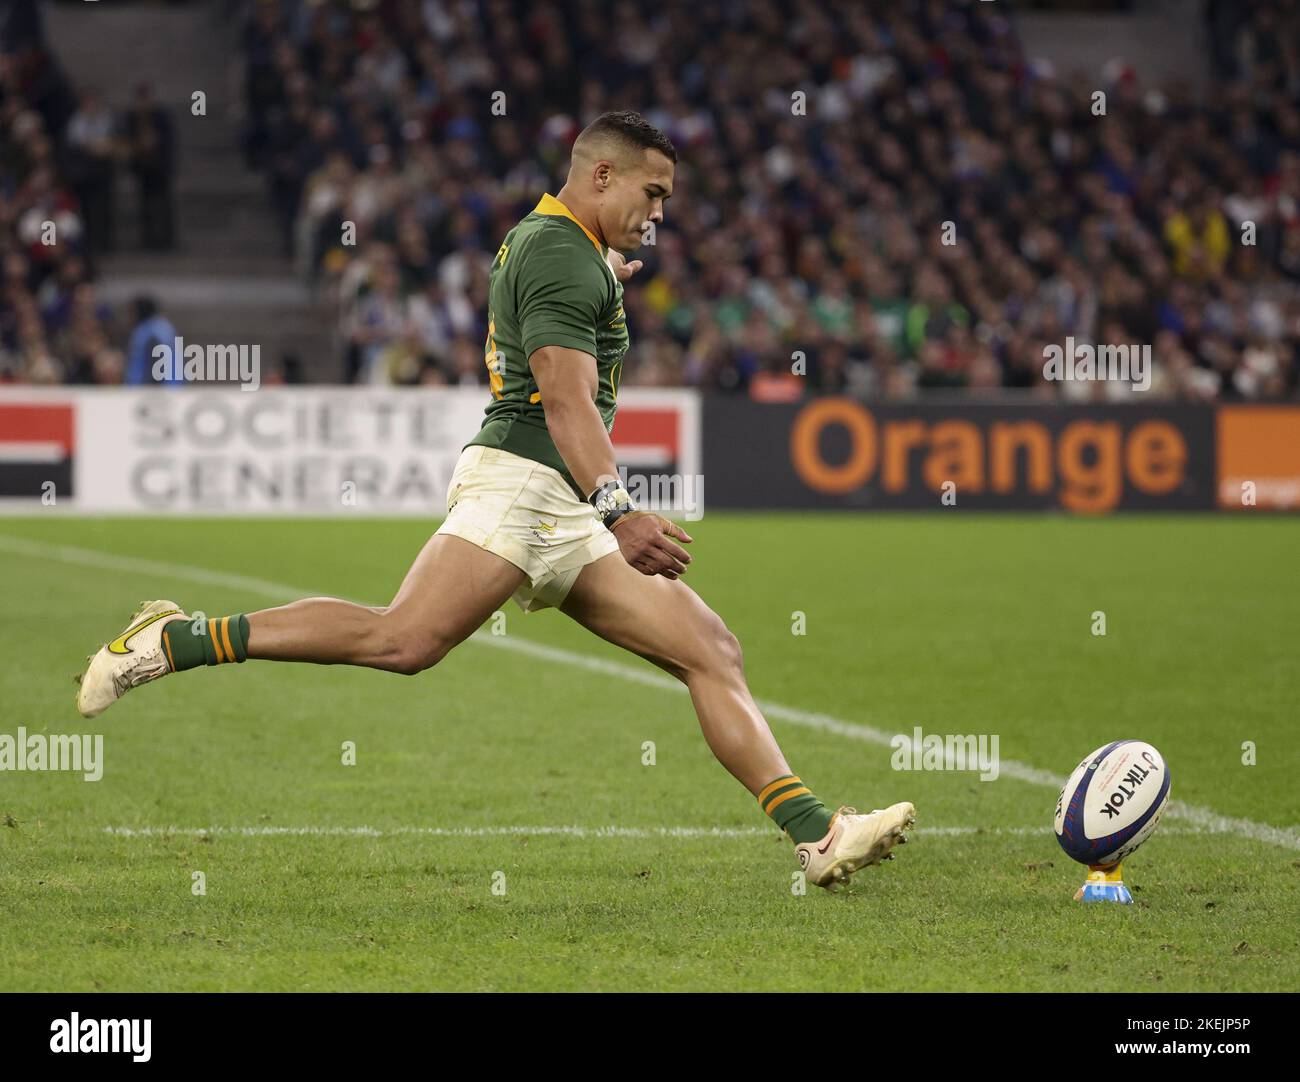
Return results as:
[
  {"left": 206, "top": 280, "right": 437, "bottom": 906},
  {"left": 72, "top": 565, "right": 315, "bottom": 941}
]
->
[
  {"left": 100, "top": 824, "right": 1241, "bottom": 840},
  {"left": 102, "top": 824, "right": 776, "bottom": 839},
  {"left": 3, "top": 534, "right": 1297, "bottom": 853},
  {"left": 0, "top": 535, "right": 314, "bottom": 599}
]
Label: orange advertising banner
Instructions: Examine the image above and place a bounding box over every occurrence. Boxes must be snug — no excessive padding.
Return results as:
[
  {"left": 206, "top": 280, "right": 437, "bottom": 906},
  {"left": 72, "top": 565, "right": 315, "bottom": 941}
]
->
[{"left": 1216, "top": 406, "right": 1300, "bottom": 510}]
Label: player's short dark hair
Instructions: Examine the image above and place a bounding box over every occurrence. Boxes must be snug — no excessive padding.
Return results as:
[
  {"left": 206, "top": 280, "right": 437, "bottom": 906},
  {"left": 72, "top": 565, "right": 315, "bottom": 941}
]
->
[{"left": 576, "top": 110, "right": 677, "bottom": 165}]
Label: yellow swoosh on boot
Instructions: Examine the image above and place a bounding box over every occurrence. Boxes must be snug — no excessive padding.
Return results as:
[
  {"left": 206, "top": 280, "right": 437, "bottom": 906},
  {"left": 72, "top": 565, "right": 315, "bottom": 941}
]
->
[{"left": 107, "top": 610, "right": 182, "bottom": 655}]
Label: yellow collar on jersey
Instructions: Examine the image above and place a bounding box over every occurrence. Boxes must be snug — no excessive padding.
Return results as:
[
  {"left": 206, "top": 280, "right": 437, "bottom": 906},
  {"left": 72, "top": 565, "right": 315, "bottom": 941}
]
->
[{"left": 532, "top": 192, "right": 604, "bottom": 255}]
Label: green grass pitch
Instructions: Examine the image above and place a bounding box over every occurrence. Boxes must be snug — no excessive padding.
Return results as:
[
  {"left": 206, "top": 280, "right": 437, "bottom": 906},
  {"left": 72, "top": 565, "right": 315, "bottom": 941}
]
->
[{"left": 1, "top": 514, "right": 1297, "bottom": 992}]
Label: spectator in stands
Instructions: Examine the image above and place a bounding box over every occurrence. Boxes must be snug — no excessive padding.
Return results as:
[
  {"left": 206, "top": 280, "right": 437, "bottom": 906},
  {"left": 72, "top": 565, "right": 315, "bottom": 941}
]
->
[
  {"left": 125, "top": 296, "right": 179, "bottom": 386},
  {"left": 122, "top": 82, "right": 175, "bottom": 250},
  {"left": 65, "top": 89, "right": 118, "bottom": 262}
]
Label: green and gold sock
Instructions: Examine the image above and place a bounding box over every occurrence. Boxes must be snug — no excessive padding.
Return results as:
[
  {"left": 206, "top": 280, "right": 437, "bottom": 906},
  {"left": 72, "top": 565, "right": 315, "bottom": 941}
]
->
[
  {"left": 161, "top": 615, "right": 251, "bottom": 672},
  {"left": 758, "top": 774, "right": 834, "bottom": 843}
]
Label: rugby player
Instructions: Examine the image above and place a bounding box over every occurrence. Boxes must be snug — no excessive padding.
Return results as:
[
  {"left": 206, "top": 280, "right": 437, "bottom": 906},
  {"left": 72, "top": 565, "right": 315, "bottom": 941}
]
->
[{"left": 76, "top": 110, "right": 914, "bottom": 888}]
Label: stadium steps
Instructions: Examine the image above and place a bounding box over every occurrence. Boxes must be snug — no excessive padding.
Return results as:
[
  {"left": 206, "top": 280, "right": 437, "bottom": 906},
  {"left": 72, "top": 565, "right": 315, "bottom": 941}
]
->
[
  {"left": 1018, "top": 2, "right": 1208, "bottom": 90},
  {"left": 45, "top": 0, "right": 340, "bottom": 382}
]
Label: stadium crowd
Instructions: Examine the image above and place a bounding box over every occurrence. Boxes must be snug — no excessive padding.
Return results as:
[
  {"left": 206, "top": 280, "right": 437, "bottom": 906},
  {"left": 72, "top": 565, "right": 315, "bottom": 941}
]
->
[
  {"left": 237, "top": 0, "right": 1300, "bottom": 399},
  {"left": 5, "top": 0, "right": 1300, "bottom": 401},
  {"left": 0, "top": 1, "right": 178, "bottom": 387}
]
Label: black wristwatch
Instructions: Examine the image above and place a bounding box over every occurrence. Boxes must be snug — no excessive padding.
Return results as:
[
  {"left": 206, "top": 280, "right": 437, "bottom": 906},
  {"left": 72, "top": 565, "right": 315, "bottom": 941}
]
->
[{"left": 588, "top": 479, "right": 637, "bottom": 529}]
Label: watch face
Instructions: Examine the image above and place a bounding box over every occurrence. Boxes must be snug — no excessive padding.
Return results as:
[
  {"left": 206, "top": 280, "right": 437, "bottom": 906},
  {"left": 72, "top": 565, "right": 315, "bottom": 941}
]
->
[{"left": 595, "top": 486, "right": 633, "bottom": 519}]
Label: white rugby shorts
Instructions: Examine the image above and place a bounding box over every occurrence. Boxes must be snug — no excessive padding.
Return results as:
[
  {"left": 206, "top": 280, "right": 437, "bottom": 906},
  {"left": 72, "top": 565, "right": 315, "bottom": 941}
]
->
[{"left": 435, "top": 445, "right": 619, "bottom": 612}]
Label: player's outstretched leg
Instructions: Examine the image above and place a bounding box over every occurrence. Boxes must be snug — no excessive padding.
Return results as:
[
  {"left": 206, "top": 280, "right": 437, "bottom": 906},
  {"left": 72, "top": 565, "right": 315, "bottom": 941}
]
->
[
  {"left": 560, "top": 552, "right": 915, "bottom": 889},
  {"left": 76, "top": 534, "right": 525, "bottom": 718}
]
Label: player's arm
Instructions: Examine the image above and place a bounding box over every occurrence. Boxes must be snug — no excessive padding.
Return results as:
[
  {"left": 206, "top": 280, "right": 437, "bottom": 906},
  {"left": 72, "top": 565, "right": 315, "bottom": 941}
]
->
[
  {"left": 528, "top": 346, "right": 615, "bottom": 496},
  {"left": 530, "top": 345, "right": 692, "bottom": 578}
]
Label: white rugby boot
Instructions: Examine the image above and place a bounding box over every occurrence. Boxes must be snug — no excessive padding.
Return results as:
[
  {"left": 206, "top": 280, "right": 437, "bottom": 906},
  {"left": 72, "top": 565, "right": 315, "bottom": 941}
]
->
[
  {"left": 76, "top": 600, "right": 190, "bottom": 718},
  {"left": 795, "top": 802, "right": 917, "bottom": 890}
]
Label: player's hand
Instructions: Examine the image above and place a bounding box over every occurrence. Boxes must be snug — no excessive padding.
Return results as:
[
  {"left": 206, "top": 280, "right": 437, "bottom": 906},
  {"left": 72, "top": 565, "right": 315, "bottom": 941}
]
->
[
  {"left": 610, "top": 512, "right": 693, "bottom": 578},
  {"left": 606, "top": 249, "right": 644, "bottom": 282}
]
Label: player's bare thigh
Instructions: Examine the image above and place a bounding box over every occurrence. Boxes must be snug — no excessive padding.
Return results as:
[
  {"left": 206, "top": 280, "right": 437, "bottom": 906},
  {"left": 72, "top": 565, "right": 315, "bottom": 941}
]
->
[
  {"left": 559, "top": 551, "right": 742, "bottom": 681},
  {"left": 387, "top": 532, "right": 526, "bottom": 651},
  {"left": 246, "top": 533, "right": 525, "bottom": 671}
]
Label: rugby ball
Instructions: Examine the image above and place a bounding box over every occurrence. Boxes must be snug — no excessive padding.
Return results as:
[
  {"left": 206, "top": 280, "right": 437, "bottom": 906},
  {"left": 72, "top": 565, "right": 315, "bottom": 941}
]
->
[{"left": 1054, "top": 740, "right": 1170, "bottom": 866}]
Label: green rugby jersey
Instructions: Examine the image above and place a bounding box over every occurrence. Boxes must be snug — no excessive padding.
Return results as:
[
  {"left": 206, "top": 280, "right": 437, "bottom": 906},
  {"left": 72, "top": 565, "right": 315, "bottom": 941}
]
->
[{"left": 467, "top": 192, "right": 629, "bottom": 497}]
